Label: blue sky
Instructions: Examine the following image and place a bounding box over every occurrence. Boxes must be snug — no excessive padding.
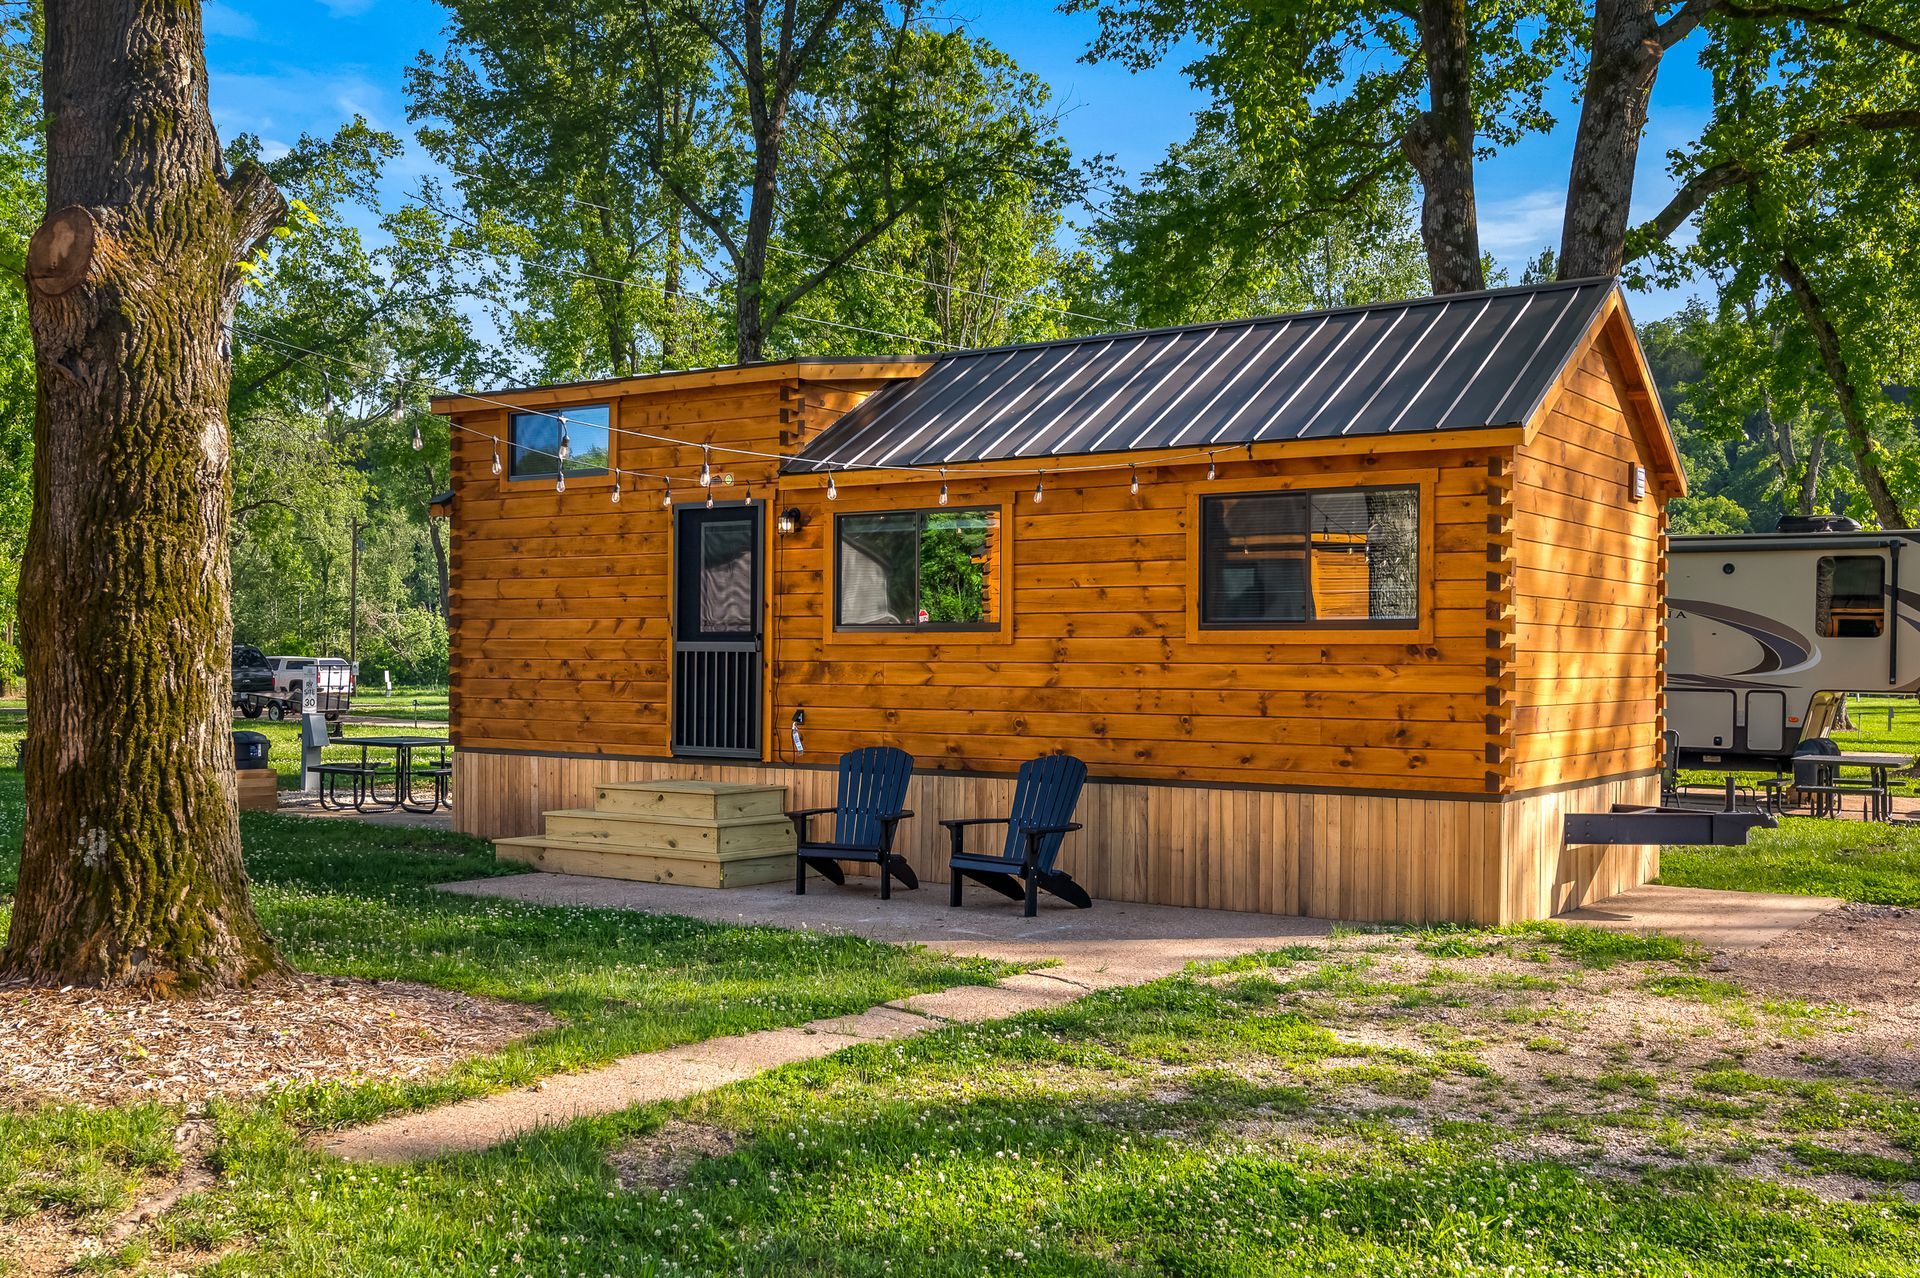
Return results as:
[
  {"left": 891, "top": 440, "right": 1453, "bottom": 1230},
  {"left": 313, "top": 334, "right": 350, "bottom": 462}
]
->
[{"left": 202, "top": 0, "right": 1714, "bottom": 328}]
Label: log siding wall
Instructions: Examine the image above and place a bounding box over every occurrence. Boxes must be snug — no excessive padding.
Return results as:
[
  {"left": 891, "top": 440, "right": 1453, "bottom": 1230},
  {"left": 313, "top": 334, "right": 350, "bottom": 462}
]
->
[
  {"left": 438, "top": 312, "right": 1677, "bottom": 924},
  {"left": 1508, "top": 331, "right": 1671, "bottom": 794}
]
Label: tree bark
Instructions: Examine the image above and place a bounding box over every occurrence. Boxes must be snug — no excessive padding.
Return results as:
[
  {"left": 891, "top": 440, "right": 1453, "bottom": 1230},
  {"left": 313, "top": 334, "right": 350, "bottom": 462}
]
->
[
  {"left": 1, "top": 0, "right": 287, "bottom": 991},
  {"left": 1559, "top": 0, "right": 1664, "bottom": 278},
  {"left": 423, "top": 464, "right": 450, "bottom": 619},
  {"left": 1401, "top": 0, "right": 1484, "bottom": 293},
  {"left": 1774, "top": 250, "right": 1908, "bottom": 530}
]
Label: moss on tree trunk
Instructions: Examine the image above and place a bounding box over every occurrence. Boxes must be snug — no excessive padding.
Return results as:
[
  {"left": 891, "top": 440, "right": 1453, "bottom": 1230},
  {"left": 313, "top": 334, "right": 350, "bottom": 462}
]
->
[{"left": 0, "top": 0, "right": 287, "bottom": 992}]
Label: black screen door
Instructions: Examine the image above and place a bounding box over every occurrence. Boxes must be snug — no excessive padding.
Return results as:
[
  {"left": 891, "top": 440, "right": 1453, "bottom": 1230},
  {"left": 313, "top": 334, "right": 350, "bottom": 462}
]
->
[{"left": 672, "top": 504, "right": 763, "bottom": 757}]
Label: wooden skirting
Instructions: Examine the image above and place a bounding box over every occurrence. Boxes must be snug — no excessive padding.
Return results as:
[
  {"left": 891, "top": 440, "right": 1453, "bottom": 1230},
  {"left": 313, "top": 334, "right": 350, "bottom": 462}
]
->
[{"left": 455, "top": 751, "right": 1659, "bottom": 924}]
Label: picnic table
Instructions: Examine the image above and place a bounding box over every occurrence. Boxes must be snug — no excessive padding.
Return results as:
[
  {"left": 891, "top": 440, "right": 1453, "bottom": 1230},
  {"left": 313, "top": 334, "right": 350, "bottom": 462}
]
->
[
  {"left": 315, "top": 734, "right": 451, "bottom": 813},
  {"left": 1777, "top": 749, "right": 1911, "bottom": 822},
  {"left": 1827, "top": 751, "right": 1909, "bottom": 821}
]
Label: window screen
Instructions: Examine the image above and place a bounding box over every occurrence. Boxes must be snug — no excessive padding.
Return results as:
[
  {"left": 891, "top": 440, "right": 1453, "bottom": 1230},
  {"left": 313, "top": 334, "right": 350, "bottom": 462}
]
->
[
  {"left": 1201, "top": 486, "right": 1419, "bottom": 627},
  {"left": 508, "top": 403, "right": 610, "bottom": 478},
  {"left": 1815, "top": 555, "right": 1885, "bottom": 638},
  {"left": 836, "top": 508, "right": 999, "bottom": 630}
]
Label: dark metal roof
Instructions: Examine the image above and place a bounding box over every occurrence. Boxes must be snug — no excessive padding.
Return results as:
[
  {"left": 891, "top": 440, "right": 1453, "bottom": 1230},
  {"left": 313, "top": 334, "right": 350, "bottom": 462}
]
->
[{"left": 786, "top": 278, "right": 1620, "bottom": 473}]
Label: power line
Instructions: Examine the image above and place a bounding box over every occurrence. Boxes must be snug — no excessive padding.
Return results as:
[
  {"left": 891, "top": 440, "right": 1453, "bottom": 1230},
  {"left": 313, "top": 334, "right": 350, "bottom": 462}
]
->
[
  {"left": 440, "top": 163, "right": 1126, "bottom": 331},
  {"left": 399, "top": 190, "right": 965, "bottom": 353}
]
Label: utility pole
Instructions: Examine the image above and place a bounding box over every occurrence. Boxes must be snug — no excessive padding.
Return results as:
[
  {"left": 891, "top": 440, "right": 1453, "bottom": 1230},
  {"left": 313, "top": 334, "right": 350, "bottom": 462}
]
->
[{"left": 348, "top": 516, "right": 365, "bottom": 671}]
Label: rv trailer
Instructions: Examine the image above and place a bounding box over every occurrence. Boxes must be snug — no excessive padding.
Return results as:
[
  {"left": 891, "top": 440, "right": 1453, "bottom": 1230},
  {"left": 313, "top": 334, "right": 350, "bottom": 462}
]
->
[{"left": 1667, "top": 524, "right": 1920, "bottom": 766}]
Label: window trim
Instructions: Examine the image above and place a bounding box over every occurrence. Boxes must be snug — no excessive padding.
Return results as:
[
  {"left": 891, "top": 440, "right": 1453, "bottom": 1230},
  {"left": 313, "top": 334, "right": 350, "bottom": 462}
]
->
[
  {"left": 1815, "top": 553, "right": 1887, "bottom": 639},
  {"left": 1184, "top": 470, "right": 1436, "bottom": 646},
  {"left": 502, "top": 401, "right": 616, "bottom": 487},
  {"left": 823, "top": 496, "right": 1014, "bottom": 646}
]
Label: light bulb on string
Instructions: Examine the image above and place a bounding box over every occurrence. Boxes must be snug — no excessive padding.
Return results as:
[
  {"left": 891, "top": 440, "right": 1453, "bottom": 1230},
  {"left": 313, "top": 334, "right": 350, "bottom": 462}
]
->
[
  {"left": 1207, "top": 455, "right": 1217, "bottom": 482},
  {"left": 699, "top": 447, "right": 712, "bottom": 487},
  {"left": 611, "top": 476, "right": 621, "bottom": 504},
  {"left": 556, "top": 472, "right": 566, "bottom": 494},
  {"left": 388, "top": 393, "right": 405, "bottom": 423},
  {"left": 661, "top": 482, "right": 672, "bottom": 508},
  {"left": 557, "top": 417, "right": 570, "bottom": 462},
  {"left": 705, "top": 488, "right": 715, "bottom": 509},
  {"left": 827, "top": 472, "right": 838, "bottom": 501},
  {"left": 411, "top": 422, "right": 423, "bottom": 452},
  {"left": 1129, "top": 466, "right": 1139, "bottom": 496},
  {"left": 491, "top": 439, "right": 502, "bottom": 476},
  {"left": 1033, "top": 474, "right": 1044, "bottom": 505},
  {"left": 938, "top": 468, "right": 949, "bottom": 506}
]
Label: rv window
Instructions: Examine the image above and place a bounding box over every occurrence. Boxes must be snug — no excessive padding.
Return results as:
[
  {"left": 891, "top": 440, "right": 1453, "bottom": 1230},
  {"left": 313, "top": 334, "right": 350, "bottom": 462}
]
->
[
  {"left": 1815, "top": 555, "right": 1885, "bottom": 638},
  {"left": 835, "top": 508, "right": 999, "bottom": 631},
  {"left": 1200, "top": 486, "right": 1419, "bottom": 627},
  {"left": 507, "top": 403, "right": 611, "bottom": 479}
]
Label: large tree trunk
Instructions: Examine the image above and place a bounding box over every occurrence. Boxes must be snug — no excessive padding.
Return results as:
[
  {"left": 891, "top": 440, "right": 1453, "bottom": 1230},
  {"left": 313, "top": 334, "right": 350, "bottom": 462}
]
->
[
  {"left": 2, "top": 0, "right": 286, "bottom": 991},
  {"left": 1775, "top": 251, "right": 1909, "bottom": 530},
  {"left": 1402, "top": 0, "right": 1483, "bottom": 293},
  {"left": 734, "top": 139, "right": 781, "bottom": 363},
  {"left": 1559, "top": 0, "right": 1663, "bottom": 279}
]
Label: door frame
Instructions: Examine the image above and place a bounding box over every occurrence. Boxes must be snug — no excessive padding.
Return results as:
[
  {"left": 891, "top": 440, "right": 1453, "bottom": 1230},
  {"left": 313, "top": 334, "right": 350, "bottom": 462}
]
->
[{"left": 668, "top": 499, "right": 767, "bottom": 759}]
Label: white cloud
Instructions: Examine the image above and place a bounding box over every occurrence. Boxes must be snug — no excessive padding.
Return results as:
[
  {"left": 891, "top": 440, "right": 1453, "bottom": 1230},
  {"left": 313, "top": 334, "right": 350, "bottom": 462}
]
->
[
  {"left": 1476, "top": 188, "right": 1565, "bottom": 261},
  {"left": 203, "top": 2, "right": 259, "bottom": 39},
  {"left": 210, "top": 65, "right": 391, "bottom": 140}
]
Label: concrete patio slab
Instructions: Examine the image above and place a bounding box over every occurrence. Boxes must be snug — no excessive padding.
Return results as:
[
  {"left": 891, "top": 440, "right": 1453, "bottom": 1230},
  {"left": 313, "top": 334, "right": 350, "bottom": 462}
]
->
[
  {"left": 439, "top": 872, "right": 1332, "bottom": 987},
  {"left": 1556, "top": 884, "right": 1843, "bottom": 952}
]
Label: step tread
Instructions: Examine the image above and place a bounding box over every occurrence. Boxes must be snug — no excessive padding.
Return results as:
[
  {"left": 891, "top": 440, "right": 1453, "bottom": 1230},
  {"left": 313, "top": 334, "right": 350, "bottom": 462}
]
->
[
  {"left": 596, "top": 780, "right": 783, "bottom": 796},
  {"left": 559, "top": 807, "right": 795, "bottom": 829},
  {"left": 495, "top": 834, "right": 794, "bottom": 864}
]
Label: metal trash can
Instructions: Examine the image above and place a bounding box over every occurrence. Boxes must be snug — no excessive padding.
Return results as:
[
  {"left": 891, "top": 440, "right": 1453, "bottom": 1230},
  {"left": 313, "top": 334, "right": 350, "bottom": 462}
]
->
[{"left": 232, "top": 729, "right": 271, "bottom": 770}]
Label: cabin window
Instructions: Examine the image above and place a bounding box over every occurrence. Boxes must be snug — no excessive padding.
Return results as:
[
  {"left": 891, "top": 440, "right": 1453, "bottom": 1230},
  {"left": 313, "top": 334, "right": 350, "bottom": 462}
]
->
[
  {"left": 507, "top": 403, "right": 611, "bottom": 479},
  {"left": 835, "top": 508, "right": 999, "bottom": 630},
  {"left": 1200, "top": 486, "right": 1419, "bottom": 627},
  {"left": 1815, "top": 555, "right": 1885, "bottom": 638}
]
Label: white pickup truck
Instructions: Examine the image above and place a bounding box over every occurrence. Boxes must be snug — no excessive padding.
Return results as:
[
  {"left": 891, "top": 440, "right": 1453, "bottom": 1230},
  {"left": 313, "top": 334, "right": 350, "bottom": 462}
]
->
[{"left": 236, "top": 656, "right": 355, "bottom": 724}]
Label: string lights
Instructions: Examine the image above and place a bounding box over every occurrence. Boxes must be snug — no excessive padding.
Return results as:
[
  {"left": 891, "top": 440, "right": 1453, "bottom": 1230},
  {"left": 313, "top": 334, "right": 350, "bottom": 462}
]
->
[{"left": 235, "top": 326, "right": 1271, "bottom": 516}]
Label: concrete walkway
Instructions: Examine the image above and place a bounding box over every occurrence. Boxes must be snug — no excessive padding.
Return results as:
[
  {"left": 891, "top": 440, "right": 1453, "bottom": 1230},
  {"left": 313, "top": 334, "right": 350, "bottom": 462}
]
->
[
  {"left": 321, "top": 880, "right": 1331, "bottom": 1163},
  {"left": 1558, "top": 883, "right": 1843, "bottom": 952},
  {"left": 319, "top": 874, "right": 1839, "bottom": 1164}
]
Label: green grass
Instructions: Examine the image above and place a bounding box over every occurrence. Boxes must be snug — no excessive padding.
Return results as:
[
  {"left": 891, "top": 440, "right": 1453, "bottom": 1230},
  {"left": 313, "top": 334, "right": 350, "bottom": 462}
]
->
[
  {"left": 135, "top": 951, "right": 1920, "bottom": 1276},
  {"left": 1660, "top": 817, "right": 1920, "bottom": 906},
  {"left": 0, "top": 768, "right": 1012, "bottom": 1135}
]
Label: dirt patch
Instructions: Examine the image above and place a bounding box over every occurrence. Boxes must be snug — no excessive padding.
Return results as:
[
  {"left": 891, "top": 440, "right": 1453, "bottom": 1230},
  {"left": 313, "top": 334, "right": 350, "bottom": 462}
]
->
[
  {"left": 609, "top": 1119, "right": 739, "bottom": 1191},
  {"left": 0, "top": 974, "right": 554, "bottom": 1108}
]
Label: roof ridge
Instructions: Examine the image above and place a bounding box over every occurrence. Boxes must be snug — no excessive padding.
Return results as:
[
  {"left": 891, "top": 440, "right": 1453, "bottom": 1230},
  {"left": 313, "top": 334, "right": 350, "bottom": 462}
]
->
[{"left": 928, "top": 277, "right": 1619, "bottom": 363}]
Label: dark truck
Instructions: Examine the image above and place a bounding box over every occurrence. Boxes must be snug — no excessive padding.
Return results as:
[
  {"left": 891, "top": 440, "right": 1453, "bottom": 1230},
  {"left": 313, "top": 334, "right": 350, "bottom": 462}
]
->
[{"left": 232, "top": 644, "right": 274, "bottom": 717}]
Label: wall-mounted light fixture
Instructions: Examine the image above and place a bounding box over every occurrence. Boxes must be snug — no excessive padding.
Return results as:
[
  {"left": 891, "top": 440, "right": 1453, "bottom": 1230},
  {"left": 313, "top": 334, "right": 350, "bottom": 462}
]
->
[
  {"left": 1630, "top": 463, "right": 1647, "bottom": 502},
  {"left": 777, "top": 507, "right": 808, "bottom": 536}
]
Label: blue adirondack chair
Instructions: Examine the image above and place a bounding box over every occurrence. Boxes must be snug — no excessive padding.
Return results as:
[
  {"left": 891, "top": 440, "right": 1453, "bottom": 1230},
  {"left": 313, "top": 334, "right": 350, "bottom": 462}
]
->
[
  {"left": 942, "top": 754, "right": 1090, "bottom": 917},
  {"left": 789, "top": 746, "right": 919, "bottom": 898}
]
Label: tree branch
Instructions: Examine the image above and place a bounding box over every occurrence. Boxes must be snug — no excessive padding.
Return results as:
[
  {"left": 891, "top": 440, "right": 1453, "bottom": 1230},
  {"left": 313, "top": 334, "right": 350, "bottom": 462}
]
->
[
  {"left": 1722, "top": 2, "right": 1920, "bottom": 56},
  {"left": 1629, "top": 108, "right": 1920, "bottom": 256}
]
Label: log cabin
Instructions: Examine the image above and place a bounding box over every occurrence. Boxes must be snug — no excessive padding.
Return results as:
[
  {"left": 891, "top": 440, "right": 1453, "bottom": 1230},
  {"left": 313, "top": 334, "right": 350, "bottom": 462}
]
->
[{"left": 431, "top": 277, "right": 1684, "bottom": 924}]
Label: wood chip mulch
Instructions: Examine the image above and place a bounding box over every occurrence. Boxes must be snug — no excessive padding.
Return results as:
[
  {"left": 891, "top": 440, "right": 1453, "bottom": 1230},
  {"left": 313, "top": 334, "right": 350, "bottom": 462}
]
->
[{"left": 0, "top": 975, "right": 555, "bottom": 1108}]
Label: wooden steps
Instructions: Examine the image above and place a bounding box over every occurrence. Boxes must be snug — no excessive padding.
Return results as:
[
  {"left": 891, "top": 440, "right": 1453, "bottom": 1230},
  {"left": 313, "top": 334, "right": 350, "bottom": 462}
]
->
[{"left": 494, "top": 780, "right": 794, "bottom": 888}]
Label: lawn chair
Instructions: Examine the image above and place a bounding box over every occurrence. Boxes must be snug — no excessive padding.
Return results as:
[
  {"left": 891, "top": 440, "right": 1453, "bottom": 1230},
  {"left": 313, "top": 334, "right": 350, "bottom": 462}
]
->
[
  {"left": 942, "top": 754, "right": 1090, "bottom": 918},
  {"left": 789, "top": 746, "right": 918, "bottom": 898}
]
